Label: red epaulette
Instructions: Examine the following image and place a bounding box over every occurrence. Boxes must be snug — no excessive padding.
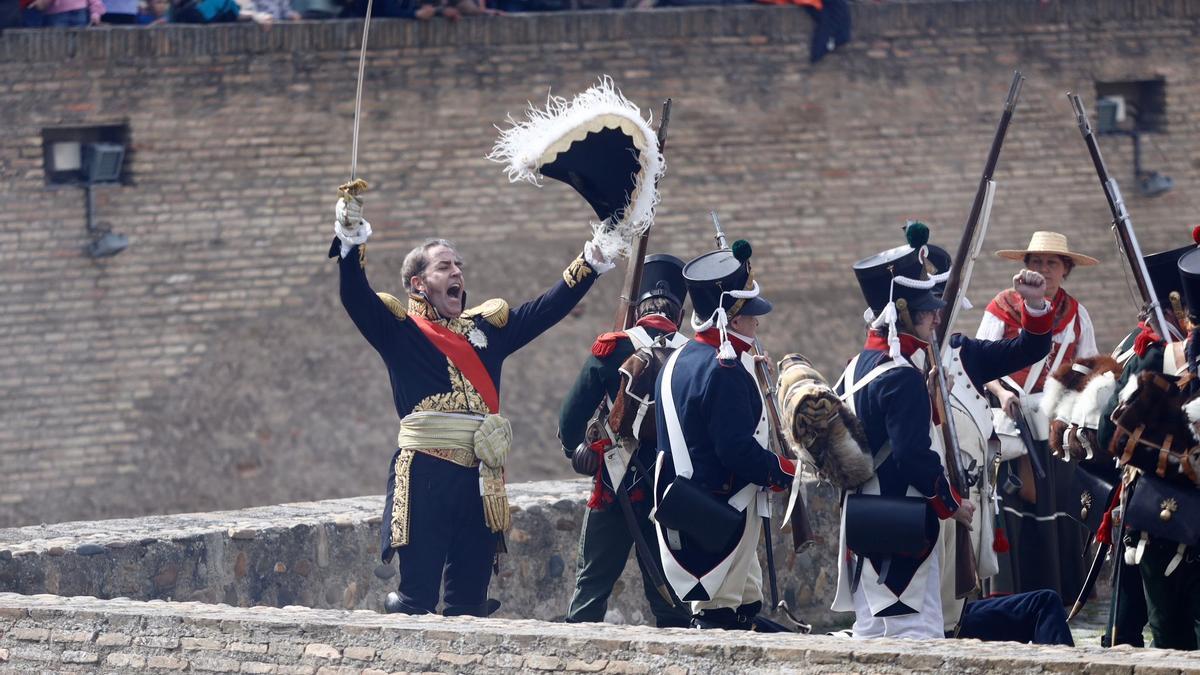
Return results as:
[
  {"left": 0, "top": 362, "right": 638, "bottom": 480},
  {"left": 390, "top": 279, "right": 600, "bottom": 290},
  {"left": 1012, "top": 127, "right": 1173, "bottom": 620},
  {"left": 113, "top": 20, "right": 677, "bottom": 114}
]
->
[{"left": 591, "top": 331, "right": 627, "bottom": 358}]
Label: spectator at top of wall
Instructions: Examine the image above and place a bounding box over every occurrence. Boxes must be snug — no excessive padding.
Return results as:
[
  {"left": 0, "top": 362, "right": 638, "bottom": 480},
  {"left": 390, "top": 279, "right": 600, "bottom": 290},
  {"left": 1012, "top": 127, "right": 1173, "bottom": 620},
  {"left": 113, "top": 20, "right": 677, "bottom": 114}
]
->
[
  {"left": 101, "top": 0, "right": 138, "bottom": 22},
  {"left": 340, "top": 0, "right": 498, "bottom": 20},
  {"left": 292, "top": 0, "right": 339, "bottom": 19},
  {"left": 171, "top": 0, "right": 278, "bottom": 23},
  {"left": 137, "top": 0, "right": 171, "bottom": 23},
  {"left": 247, "top": 0, "right": 298, "bottom": 20},
  {"left": 22, "top": 0, "right": 106, "bottom": 26}
]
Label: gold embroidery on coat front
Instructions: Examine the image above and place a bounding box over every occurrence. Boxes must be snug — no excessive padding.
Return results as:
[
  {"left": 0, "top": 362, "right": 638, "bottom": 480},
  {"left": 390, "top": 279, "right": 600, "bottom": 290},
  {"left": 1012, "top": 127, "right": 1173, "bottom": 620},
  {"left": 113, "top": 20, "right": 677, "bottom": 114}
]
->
[{"left": 390, "top": 449, "right": 416, "bottom": 548}]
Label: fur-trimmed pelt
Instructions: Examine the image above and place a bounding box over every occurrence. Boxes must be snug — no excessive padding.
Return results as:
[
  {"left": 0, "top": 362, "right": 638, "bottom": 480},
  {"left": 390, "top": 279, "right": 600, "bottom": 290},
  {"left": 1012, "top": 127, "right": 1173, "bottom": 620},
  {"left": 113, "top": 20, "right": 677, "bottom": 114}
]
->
[
  {"left": 1040, "top": 355, "right": 1121, "bottom": 422},
  {"left": 1042, "top": 356, "right": 1120, "bottom": 459},
  {"left": 1185, "top": 391, "right": 1200, "bottom": 444},
  {"left": 777, "top": 353, "right": 873, "bottom": 489}
]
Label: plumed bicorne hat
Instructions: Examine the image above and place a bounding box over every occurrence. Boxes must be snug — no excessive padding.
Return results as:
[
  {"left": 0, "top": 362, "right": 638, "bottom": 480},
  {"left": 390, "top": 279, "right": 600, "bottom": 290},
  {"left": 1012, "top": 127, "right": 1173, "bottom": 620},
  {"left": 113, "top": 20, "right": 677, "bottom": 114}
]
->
[
  {"left": 489, "top": 77, "right": 664, "bottom": 262},
  {"left": 852, "top": 222, "right": 948, "bottom": 359},
  {"left": 684, "top": 239, "right": 771, "bottom": 361}
]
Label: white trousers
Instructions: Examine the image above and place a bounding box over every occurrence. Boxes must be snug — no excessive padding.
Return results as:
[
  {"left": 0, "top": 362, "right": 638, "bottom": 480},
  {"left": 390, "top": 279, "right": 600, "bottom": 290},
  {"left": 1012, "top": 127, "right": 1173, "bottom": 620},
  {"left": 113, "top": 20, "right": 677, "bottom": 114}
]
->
[
  {"left": 851, "top": 543, "right": 945, "bottom": 640},
  {"left": 691, "top": 508, "right": 764, "bottom": 612}
]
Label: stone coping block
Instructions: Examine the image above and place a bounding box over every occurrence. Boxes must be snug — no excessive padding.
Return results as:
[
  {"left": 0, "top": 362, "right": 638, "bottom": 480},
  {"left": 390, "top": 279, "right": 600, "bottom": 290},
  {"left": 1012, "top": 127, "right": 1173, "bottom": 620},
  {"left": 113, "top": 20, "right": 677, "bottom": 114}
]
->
[
  {"left": 0, "top": 592, "right": 1196, "bottom": 674},
  {"left": 0, "top": 0, "right": 1195, "bottom": 62},
  {"left": 0, "top": 478, "right": 844, "bottom": 629}
]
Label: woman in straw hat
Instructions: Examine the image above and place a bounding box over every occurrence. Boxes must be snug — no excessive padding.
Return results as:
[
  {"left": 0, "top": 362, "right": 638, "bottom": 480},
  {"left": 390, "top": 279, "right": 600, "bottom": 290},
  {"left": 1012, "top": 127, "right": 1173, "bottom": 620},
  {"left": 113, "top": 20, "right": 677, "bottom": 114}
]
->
[{"left": 975, "top": 231, "right": 1099, "bottom": 602}]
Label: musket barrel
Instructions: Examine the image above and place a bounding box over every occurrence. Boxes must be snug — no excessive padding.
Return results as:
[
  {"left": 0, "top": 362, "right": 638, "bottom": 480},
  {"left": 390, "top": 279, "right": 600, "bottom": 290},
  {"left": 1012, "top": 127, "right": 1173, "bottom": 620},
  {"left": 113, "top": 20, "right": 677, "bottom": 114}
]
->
[{"left": 1067, "top": 94, "right": 1173, "bottom": 339}]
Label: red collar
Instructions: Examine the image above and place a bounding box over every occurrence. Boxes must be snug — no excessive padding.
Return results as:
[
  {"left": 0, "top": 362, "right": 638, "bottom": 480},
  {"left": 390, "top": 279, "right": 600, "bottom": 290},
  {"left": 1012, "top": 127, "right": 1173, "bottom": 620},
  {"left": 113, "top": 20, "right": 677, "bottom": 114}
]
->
[
  {"left": 1132, "top": 321, "right": 1164, "bottom": 357},
  {"left": 695, "top": 328, "right": 753, "bottom": 356},
  {"left": 635, "top": 314, "right": 679, "bottom": 333},
  {"left": 864, "top": 330, "right": 929, "bottom": 358}
]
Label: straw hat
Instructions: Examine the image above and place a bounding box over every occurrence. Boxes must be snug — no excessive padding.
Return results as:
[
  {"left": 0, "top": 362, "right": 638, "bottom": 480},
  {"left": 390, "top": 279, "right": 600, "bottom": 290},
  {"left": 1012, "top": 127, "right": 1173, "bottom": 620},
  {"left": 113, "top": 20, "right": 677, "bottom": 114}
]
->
[{"left": 995, "top": 231, "right": 1099, "bottom": 267}]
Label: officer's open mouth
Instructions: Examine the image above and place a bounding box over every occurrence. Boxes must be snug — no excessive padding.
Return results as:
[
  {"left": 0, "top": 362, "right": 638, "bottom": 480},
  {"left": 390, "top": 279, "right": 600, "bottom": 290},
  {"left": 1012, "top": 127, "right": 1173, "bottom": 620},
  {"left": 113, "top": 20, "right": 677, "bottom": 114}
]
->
[{"left": 447, "top": 285, "right": 462, "bottom": 299}]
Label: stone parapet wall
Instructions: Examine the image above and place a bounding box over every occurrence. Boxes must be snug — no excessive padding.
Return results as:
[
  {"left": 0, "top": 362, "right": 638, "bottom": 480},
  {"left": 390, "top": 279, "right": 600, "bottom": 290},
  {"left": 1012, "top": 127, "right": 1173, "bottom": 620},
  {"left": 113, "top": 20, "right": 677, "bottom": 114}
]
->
[
  {"left": 0, "top": 479, "right": 845, "bottom": 629},
  {"left": 0, "top": 592, "right": 1193, "bottom": 674}
]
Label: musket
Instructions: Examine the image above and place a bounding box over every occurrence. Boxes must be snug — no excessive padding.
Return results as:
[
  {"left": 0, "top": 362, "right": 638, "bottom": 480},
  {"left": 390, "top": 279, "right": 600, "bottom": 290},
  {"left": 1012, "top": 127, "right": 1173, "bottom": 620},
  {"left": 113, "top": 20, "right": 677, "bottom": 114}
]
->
[
  {"left": 934, "top": 71, "right": 1025, "bottom": 602},
  {"left": 585, "top": 99, "right": 676, "bottom": 608},
  {"left": 711, "top": 212, "right": 814, "bottom": 632},
  {"left": 611, "top": 100, "right": 672, "bottom": 331},
  {"left": 1012, "top": 411, "right": 1047, "bottom": 481},
  {"left": 1068, "top": 94, "right": 1178, "bottom": 343}
]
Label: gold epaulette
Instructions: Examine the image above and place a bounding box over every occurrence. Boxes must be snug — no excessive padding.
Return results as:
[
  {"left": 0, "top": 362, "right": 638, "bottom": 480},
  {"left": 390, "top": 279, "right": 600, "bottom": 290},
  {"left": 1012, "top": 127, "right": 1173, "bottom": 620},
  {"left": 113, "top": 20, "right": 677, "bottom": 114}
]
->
[
  {"left": 465, "top": 298, "right": 509, "bottom": 328},
  {"left": 377, "top": 292, "right": 407, "bottom": 321}
]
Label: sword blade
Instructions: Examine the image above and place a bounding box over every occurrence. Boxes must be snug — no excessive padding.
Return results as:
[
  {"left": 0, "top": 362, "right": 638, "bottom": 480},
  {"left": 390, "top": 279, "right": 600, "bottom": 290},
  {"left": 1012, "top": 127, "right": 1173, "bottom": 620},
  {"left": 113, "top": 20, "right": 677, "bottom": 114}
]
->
[
  {"left": 350, "top": 0, "right": 375, "bottom": 181},
  {"left": 1069, "top": 541, "right": 1110, "bottom": 621}
]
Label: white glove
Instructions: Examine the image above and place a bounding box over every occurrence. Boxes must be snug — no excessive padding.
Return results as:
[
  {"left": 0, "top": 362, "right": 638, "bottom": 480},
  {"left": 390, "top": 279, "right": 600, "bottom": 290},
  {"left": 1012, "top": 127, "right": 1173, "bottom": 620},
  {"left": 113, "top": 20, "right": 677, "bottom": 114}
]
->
[
  {"left": 583, "top": 239, "right": 616, "bottom": 275},
  {"left": 334, "top": 196, "right": 372, "bottom": 258},
  {"left": 473, "top": 414, "right": 513, "bottom": 469},
  {"left": 1013, "top": 269, "right": 1047, "bottom": 310}
]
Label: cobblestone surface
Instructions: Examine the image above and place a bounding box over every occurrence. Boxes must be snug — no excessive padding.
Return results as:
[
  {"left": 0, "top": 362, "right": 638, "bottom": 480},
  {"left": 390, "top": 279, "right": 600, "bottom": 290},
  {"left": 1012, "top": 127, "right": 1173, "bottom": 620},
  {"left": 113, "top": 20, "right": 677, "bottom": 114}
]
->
[{"left": 1, "top": 593, "right": 1196, "bottom": 674}]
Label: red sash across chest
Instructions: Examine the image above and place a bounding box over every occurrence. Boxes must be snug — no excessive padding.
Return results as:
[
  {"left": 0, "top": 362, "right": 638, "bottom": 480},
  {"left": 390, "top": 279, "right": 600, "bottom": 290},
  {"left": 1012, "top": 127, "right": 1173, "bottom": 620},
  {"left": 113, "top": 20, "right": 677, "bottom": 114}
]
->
[{"left": 408, "top": 314, "right": 500, "bottom": 414}]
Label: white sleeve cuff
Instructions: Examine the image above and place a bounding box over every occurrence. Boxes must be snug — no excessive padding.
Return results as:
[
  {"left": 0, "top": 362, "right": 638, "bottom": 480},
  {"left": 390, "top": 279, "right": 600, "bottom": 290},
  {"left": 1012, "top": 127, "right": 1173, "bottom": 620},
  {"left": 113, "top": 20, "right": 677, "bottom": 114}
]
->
[
  {"left": 1023, "top": 300, "right": 1051, "bottom": 317},
  {"left": 334, "top": 218, "right": 372, "bottom": 258}
]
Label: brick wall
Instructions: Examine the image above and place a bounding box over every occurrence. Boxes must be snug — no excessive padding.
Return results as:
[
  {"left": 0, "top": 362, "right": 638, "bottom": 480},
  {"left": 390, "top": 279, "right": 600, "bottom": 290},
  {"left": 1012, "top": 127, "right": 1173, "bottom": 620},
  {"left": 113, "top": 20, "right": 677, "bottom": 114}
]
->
[{"left": 1, "top": 0, "right": 1199, "bottom": 526}]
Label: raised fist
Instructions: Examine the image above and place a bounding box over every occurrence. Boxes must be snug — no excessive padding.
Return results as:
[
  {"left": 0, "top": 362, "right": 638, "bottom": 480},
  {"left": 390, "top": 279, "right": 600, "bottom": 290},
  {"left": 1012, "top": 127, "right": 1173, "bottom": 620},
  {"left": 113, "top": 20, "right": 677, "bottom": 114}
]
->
[{"left": 1013, "top": 269, "right": 1047, "bottom": 309}]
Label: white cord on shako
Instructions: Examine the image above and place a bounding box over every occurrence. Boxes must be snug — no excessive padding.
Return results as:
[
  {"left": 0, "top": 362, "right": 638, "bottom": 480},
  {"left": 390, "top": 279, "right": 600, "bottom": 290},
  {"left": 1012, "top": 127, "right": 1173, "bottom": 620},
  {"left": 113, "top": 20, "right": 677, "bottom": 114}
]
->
[
  {"left": 859, "top": 244, "right": 952, "bottom": 360},
  {"left": 691, "top": 280, "right": 763, "bottom": 362}
]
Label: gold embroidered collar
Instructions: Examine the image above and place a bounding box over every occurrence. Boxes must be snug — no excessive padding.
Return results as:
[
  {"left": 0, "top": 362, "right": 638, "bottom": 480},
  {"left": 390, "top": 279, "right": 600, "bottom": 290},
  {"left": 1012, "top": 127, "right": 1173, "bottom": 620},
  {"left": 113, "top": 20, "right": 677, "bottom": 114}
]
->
[{"left": 407, "top": 295, "right": 476, "bottom": 336}]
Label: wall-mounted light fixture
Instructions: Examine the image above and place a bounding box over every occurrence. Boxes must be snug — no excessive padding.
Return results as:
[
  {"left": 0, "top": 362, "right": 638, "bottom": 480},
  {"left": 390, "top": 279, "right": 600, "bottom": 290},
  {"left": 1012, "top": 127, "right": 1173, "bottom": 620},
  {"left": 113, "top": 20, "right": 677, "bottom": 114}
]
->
[
  {"left": 81, "top": 142, "right": 129, "bottom": 258},
  {"left": 1095, "top": 94, "right": 1173, "bottom": 198}
]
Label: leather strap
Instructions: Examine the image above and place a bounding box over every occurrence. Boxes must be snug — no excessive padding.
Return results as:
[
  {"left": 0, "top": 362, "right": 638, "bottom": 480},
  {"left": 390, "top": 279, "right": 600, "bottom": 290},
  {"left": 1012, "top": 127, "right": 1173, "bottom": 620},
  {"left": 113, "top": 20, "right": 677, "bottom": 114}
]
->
[
  {"left": 1157, "top": 441, "right": 1171, "bottom": 478},
  {"left": 1121, "top": 425, "right": 1145, "bottom": 464}
]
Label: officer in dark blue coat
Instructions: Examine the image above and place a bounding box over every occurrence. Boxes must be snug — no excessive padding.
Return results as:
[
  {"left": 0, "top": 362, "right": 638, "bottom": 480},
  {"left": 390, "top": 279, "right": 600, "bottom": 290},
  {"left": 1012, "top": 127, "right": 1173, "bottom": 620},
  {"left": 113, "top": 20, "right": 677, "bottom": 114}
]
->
[
  {"left": 333, "top": 190, "right": 614, "bottom": 616},
  {"left": 559, "top": 254, "right": 692, "bottom": 628},
  {"left": 652, "top": 239, "right": 796, "bottom": 630},
  {"left": 832, "top": 223, "right": 1059, "bottom": 640},
  {"left": 330, "top": 80, "right": 667, "bottom": 618}
]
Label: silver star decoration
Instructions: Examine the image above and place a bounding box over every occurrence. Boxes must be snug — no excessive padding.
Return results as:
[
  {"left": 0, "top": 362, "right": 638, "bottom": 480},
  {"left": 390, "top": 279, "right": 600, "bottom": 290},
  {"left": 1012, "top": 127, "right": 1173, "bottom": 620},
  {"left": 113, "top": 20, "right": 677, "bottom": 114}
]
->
[{"left": 467, "top": 327, "right": 488, "bottom": 349}]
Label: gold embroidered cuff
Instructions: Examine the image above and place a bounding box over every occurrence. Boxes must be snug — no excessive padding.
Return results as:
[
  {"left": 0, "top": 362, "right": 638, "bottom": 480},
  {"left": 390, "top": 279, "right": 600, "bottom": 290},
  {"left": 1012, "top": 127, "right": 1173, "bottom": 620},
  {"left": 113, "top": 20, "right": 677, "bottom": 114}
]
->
[{"left": 563, "top": 256, "right": 594, "bottom": 288}]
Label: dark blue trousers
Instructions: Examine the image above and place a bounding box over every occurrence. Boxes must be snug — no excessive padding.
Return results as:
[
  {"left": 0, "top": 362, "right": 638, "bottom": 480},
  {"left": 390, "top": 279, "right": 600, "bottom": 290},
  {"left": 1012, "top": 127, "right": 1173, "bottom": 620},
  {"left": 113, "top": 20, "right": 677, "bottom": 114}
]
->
[
  {"left": 382, "top": 450, "right": 497, "bottom": 615},
  {"left": 957, "top": 589, "right": 1074, "bottom": 646}
]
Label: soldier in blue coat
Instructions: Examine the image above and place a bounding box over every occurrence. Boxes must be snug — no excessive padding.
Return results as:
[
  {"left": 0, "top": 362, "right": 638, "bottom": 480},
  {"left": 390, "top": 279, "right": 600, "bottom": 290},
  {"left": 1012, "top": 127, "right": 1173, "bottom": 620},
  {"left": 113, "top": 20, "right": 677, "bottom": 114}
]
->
[
  {"left": 832, "top": 224, "right": 1058, "bottom": 640},
  {"left": 652, "top": 239, "right": 796, "bottom": 630}
]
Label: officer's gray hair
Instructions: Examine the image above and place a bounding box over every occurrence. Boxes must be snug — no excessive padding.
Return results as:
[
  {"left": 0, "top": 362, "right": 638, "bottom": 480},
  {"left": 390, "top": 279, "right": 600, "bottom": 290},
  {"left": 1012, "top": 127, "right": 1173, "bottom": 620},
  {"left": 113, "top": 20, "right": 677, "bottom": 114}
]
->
[{"left": 401, "top": 238, "right": 461, "bottom": 293}]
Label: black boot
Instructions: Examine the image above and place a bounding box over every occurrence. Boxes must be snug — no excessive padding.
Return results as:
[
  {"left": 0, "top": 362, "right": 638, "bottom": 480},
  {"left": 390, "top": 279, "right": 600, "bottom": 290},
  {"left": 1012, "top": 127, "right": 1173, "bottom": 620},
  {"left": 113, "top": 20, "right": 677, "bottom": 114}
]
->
[
  {"left": 442, "top": 598, "right": 502, "bottom": 618},
  {"left": 384, "top": 592, "right": 430, "bottom": 615},
  {"left": 691, "top": 607, "right": 750, "bottom": 630}
]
